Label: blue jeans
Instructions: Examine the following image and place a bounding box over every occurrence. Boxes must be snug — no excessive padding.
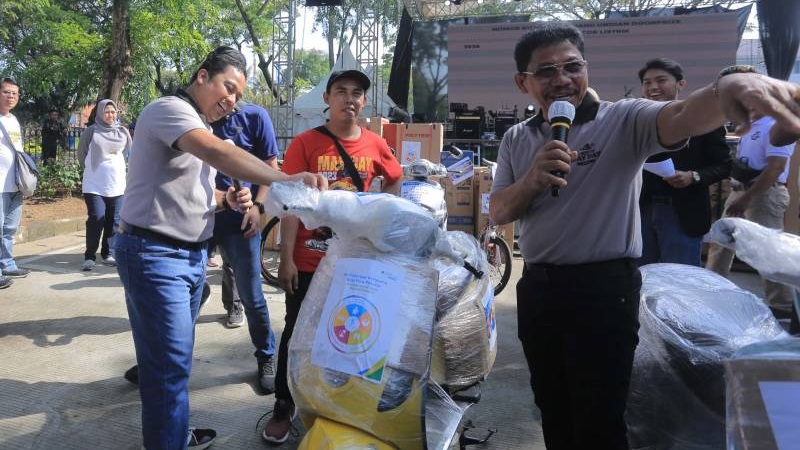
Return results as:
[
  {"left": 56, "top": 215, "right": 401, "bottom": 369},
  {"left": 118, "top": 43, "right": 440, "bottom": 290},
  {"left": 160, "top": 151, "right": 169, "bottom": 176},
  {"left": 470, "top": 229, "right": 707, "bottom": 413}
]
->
[
  {"left": 638, "top": 200, "right": 702, "bottom": 267},
  {"left": 216, "top": 232, "right": 276, "bottom": 361},
  {"left": 115, "top": 232, "right": 207, "bottom": 450},
  {"left": 84, "top": 193, "right": 123, "bottom": 261},
  {"left": 0, "top": 191, "right": 23, "bottom": 276}
]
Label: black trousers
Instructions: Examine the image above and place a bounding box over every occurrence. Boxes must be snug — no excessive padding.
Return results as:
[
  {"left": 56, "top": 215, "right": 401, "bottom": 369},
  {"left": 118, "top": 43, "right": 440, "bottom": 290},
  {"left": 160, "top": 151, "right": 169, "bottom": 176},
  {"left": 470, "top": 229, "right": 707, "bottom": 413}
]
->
[
  {"left": 274, "top": 271, "right": 314, "bottom": 402},
  {"left": 517, "top": 258, "right": 641, "bottom": 450}
]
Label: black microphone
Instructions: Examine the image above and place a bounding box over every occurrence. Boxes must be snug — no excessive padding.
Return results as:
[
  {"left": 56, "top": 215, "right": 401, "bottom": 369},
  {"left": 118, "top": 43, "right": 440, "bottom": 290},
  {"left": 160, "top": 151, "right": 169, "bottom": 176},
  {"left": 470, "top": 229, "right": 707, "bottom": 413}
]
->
[{"left": 548, "top": 100, "right": 576, "bottom": 197}]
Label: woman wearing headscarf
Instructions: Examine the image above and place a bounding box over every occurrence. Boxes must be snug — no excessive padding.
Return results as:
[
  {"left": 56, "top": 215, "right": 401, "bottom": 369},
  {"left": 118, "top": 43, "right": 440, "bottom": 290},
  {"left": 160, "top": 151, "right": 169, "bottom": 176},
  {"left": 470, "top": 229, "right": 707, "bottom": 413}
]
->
[{"left": 77, "top": 99, "right": 131, "bottom": 271}]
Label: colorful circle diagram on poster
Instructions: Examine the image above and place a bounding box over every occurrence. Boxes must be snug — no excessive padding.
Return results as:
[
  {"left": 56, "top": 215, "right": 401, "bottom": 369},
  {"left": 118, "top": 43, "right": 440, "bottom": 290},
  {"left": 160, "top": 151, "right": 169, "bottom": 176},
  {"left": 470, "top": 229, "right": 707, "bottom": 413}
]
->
[{"left": 328, "top": 295, "right": 380, "bottom": 354}]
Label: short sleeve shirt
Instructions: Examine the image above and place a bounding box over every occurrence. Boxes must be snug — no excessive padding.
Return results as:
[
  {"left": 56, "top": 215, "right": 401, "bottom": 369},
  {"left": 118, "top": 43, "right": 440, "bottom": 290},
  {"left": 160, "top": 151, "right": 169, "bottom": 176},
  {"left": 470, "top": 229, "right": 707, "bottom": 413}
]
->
[
  {"left": 282, "top": 127, "right": 403, "bottom": 272},
  {"left": 737, "top": 116, "right": 795, "bottom": 184},
  {"left": 0, "top": 113, "right": 22, "bottom": 193},
  {"left": 213, "top": 103, "right": 280, "bottom": 235},
  {"left": 120, "top": 96, "right": 217, "bottom": 242},
  {"left": 492, "top": 98, "right": 673, "bottom": 265}
]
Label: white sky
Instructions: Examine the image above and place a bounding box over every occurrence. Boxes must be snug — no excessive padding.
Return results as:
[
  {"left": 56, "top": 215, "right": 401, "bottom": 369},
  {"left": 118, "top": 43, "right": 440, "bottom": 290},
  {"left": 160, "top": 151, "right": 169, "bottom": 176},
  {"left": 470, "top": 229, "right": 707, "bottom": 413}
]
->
[{"left": 296, "top": 6, "right": 331, "bottom": 52}]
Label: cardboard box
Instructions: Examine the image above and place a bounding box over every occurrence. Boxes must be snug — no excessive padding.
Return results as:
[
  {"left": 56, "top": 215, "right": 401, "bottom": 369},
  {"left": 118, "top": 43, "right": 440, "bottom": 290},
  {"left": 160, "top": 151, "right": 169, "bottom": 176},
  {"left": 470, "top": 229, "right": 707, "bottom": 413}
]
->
[
  {"left": 724, "top": 356, "right": 800, "bottom": 450},
  {"left": 473, "top": 166, "right": 515, "bottom": 244},
  {"left": 394, "top": 123, "right": 445, "bottom": 165},
  {"left": 442, "top": 175, "right": 474, "bottom": 234},
  {"left": 382, "top": 123, "right": 403, "bottom": 160},
  {"left": 368, "top": 116, "right": 386, "bottom": 136}
]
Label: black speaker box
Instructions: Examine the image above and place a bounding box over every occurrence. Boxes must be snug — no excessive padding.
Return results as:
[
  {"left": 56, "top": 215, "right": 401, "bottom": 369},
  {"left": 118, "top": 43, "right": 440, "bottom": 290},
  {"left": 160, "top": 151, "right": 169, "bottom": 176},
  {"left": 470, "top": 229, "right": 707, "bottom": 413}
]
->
[{"left": 454, "top": 116, "right": 482, "bottom": 140}]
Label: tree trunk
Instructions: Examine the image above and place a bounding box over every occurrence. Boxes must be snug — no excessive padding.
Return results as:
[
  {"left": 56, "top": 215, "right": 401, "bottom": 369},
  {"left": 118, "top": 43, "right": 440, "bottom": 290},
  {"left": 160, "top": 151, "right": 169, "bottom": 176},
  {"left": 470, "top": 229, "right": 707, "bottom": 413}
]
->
[
  {"left": 99, "top": 0, "right": 132, "bottom": 104},
  {"left": 234, "top": 0, "right": 283, "bottom": 103}
]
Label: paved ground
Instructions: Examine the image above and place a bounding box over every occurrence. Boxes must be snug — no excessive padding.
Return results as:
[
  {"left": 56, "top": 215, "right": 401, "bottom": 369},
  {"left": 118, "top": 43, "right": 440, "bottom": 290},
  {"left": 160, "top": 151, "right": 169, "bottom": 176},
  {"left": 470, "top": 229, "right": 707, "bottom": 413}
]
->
[{"left": 0, "top": 232, "right": 543, "bottom": 450}]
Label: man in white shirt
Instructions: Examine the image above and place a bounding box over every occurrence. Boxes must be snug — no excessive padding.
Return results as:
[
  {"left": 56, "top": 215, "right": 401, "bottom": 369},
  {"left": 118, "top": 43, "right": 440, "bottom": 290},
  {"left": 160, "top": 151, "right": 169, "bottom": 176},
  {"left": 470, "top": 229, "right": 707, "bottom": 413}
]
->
[
  {"left": 706, "top": 115, "right": 796, "bottom": 318},
  {"left": 0, "top": 77, "right": 31, "bottom": 289}
]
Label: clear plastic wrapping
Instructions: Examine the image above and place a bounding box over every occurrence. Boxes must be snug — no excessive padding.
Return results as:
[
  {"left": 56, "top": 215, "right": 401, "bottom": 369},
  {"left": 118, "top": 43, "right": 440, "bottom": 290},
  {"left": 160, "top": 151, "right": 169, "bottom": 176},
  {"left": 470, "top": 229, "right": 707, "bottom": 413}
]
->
[
  {"left": 288, "top": 236, "right": 438, "bottom": 450},
  {"left": 725, "top": 339, "right": 800, "bottom": 450},
  {"left": 268, "top": 182, "right": 491, "bottom": 449},
  {"left": 627, "top": 263, "right": 787, "bottom": 450},
  {"left": 431, "top": 231, "right": 497, "bottom": 388},
  {"left": 709, "top": 217, "right": 800, "bottom": 288}
]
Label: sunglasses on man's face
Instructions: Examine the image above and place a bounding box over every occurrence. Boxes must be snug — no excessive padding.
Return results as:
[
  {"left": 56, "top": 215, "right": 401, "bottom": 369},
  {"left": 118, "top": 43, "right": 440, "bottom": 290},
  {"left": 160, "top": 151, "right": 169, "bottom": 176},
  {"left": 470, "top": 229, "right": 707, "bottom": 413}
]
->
[{"left": 520, "top": 60, "right": 588, "bottom": 80}]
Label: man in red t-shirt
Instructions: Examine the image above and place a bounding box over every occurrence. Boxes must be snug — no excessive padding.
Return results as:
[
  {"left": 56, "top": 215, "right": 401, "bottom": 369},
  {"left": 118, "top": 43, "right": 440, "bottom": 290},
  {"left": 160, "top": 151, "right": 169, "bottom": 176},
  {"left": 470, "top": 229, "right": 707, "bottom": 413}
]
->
[{"left": 262, "top": 69, "right": 402, "bottom": 444}]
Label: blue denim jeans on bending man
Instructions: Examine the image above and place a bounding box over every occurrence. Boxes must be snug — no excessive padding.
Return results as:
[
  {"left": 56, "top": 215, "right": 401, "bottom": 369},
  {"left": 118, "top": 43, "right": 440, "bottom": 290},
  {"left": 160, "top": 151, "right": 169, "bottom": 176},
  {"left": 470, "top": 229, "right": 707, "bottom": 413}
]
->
[
  {"left": 638, "top": 200, "right": 703, "bottom": 267},
  {"left": 0, "top": 191, "right": 23, "bottom": 276},
  {"left": 115, "top": 232, "right": 207, "bottom": 450},
  {"left": 216, "top": 231, "right": 276, "bottom": 361}
]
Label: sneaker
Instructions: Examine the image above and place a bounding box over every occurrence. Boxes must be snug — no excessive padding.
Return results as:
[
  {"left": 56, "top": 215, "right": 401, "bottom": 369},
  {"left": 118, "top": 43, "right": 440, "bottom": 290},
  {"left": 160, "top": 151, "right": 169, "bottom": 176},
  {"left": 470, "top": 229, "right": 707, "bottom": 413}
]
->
[
  {"left": 124, "top": 365, "right": 139, "bottom": 384},
  {"left": 3, "top": 267, "right": 30, "bottom": 278},
  {"left": 101, "top": 255, "right": 116, "bottom": 266},
  {"left": 0, "top": 276, "right": 11, "bottom": 289},
  {"left": 226, "top": 300, "right": 244, "bottom": 328},
  {"left": 261, "top": 399, "right": 298, "bottom": 444},
  {"left": 258, "top": 357, "right": 276, "bottom": 394},
  {"left": 187, "top": 427, "right": 216, "bottom": 449},
  {"left": 81, "top": 260, "right": 95, "bottom": 271}
]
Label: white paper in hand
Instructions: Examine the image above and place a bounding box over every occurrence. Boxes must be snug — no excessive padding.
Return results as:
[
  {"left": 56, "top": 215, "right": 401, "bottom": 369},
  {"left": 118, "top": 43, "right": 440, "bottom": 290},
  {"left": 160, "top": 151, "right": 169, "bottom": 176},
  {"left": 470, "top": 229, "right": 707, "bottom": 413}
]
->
[{"left": 643, "top": 158, "right": 676, "bottom": 178}]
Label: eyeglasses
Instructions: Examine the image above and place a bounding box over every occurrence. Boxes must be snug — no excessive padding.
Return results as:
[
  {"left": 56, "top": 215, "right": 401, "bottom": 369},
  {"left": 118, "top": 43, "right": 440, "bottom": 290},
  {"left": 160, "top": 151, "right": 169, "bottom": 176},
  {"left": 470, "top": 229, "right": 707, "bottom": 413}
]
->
[
  {"left": 1, "top": 90, "right": 19, "bottom": 97},
  {"left": 520, "top": 60, "right": 588, "bottom": 80}
]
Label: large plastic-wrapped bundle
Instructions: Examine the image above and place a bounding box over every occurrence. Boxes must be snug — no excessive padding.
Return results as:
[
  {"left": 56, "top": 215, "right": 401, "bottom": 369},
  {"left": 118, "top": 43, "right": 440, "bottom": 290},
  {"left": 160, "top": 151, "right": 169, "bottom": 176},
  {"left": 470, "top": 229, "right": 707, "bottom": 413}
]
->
[
  {"left": 709, "top": 217, "right": 800, "bottom": 288},
  {"left": 627, "top": 264, "right": 787, "bottom": 450},
  {"left": 431, "top": 231, "right": 497, "bottom": 388},
  {"left": 289, "top": 237, "right": 439, "bottom": 450},
  {"left": 266, "top": 182, "right": 466, "bottom": 450},
  {"left": 724, "top": 339, "right": 800, "bottom": 450}
]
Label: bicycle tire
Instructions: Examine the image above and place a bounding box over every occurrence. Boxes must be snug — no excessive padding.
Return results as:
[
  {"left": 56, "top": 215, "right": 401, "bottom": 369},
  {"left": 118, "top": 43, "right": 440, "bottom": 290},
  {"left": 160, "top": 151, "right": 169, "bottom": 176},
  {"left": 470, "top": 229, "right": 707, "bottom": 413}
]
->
[
  {"left": 260, "top": 216, "right": 281, "bottom": 286},
  {"left": 485, "top": 235, "right": 512, "bottom": 296}
]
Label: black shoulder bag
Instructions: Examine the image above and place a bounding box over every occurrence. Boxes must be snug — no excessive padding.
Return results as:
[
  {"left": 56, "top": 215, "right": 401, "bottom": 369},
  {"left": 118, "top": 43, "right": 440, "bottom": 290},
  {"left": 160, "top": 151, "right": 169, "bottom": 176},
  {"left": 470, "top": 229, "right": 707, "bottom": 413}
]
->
[{"left": 314, "top": 125, "right": 364, "bottom": 192}]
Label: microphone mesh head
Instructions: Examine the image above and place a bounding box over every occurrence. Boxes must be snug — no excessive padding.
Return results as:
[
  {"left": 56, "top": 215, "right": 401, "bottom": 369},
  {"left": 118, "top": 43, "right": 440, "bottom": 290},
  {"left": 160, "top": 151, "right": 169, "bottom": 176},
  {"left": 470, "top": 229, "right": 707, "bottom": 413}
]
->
[{"left": 548, "top": 101, "right": 576, "bottom": 123}]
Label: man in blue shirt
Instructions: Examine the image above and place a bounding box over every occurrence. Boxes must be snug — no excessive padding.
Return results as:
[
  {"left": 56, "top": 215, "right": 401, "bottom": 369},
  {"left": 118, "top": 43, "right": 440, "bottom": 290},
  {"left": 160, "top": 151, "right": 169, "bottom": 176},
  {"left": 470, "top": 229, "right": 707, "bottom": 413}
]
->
[{"left": 212, "top": 101, "right": 280, "bottom": 394}]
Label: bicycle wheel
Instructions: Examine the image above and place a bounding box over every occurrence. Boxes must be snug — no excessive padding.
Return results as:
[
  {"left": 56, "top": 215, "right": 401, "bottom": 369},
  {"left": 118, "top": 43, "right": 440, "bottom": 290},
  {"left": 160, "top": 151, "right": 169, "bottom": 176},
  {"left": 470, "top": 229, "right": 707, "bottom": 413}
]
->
[
  {"left": 260, "top": 216, "right": 281, "bottom": 286},
  {"left": 485, "top": 236, "right": 512, "bottom": 296}
]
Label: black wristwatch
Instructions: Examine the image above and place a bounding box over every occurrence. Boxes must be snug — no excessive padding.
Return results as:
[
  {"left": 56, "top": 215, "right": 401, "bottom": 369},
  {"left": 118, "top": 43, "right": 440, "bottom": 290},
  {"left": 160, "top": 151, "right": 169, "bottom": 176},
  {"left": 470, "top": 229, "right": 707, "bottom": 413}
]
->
[
  {"left": 253, "top": 201, "right": 265, "bottom": 215},
  {"left": 691, "top": 171, "right": 701, "bottom": 184}
]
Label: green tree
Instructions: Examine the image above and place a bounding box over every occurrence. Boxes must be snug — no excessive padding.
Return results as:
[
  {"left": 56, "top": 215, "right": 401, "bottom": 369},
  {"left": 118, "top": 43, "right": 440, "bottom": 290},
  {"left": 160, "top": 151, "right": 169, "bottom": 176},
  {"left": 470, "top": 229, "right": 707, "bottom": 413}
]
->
[
  {"left": 0, "top": 1, "right": 105, "bottom": 121},
  {"left": 294, "top": 48, "right": 328, "bottom": 94},
  {"left": 308, "top": 0, "right": 400, "bottom": 68}
]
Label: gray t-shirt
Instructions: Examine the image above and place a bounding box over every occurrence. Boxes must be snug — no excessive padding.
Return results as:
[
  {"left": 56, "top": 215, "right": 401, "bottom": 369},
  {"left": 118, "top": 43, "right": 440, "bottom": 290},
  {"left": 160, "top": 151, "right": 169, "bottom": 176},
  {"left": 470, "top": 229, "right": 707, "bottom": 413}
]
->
[
  {"left": 492, "top": 98, "right": 675, "bottom": 265},
  {"left": 120, "top": 96, "right": 217, "bottom": 242}
]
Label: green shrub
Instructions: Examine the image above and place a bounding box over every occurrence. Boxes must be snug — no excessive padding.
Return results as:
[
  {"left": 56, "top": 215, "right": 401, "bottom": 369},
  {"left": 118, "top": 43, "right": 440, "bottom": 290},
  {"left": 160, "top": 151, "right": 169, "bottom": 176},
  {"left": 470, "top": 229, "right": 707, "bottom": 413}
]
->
[{"left": 35, "top": 159, "right": 83, "bottom": 199}]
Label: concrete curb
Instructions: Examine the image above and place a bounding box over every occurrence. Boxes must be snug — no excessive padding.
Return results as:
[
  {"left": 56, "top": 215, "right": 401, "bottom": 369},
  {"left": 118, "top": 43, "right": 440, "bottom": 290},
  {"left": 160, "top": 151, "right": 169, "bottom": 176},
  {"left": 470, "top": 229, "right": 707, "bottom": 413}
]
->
[{"left": 15, "top": 216, "right": 85, "bottom": 244}]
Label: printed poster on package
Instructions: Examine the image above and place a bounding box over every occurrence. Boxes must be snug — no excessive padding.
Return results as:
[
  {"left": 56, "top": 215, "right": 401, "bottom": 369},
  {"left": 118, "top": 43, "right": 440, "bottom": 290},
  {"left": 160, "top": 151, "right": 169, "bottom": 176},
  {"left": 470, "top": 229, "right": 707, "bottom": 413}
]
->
[{"left": 311, "top": 258, "right": 405, "bottom": 383}]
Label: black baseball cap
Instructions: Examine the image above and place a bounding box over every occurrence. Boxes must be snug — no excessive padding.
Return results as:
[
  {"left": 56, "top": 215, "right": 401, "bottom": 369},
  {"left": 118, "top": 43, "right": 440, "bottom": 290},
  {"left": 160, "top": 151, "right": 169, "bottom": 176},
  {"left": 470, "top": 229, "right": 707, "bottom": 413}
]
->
[{"left": 325, "top": 70, "right": 371, "bottom": 93}]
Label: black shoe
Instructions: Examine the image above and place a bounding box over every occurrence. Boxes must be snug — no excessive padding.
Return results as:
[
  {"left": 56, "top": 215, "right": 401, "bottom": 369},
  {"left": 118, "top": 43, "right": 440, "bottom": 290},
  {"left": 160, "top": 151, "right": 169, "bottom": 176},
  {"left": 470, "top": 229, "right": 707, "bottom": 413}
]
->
[
  {"left": 124, "top": 365, "right": 139, "bottom": 384},
  {"left": 187, "top": 427, "right": 216, "bottom": 449},
  {"left": 258, "top": 357, "right": 276, "bottom": 394},
  {"left": 0, "top": 276, "right": 11, "bottom": 289},
  {"left": 3, "top": 267, "right": 30, "bottom": 278}
]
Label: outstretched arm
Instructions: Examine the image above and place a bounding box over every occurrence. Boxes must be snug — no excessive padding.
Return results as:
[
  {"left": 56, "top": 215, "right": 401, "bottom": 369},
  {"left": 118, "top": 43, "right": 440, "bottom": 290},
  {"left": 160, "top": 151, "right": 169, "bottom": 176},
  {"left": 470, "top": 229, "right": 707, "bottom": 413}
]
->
[{"left": 657, "top": 72, "right": 800, "bottom": 147}]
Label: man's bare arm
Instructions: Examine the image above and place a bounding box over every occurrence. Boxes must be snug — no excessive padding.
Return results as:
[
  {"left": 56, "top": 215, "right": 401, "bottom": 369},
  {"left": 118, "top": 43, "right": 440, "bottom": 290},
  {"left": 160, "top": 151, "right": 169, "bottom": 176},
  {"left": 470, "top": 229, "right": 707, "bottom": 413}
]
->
[
  {"left": 176, "top": 129, "right": 326, "bottom": 189},
  {"left": 658, "top": 73, "right": 800, "bottom": 147}
]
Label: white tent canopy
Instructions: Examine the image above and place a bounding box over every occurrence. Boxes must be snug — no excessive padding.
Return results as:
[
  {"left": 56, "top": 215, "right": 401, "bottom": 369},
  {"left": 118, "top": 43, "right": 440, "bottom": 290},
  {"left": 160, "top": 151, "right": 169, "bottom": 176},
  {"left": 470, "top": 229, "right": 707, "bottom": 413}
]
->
[{"left": 290, "top": 45, "right": 396, "bottom": 137}]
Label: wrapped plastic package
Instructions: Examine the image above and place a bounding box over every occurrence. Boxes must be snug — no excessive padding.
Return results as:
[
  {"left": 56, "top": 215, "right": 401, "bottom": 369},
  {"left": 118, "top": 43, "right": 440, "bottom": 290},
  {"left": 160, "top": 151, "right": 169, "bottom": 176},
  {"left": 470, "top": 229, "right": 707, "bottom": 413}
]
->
[
  {"left": 431, "top": 230, "right": 497, "bottom": 388},
  {"left": 709, "top": 217, "right": 800, "bottom": 288},
  {"left": 627, "top": 263, "right": 787, "bottom": 450},
  {"left": 725, "top": 339, "right": 800, "bottom": 450},
  {"left": 266, "top": 182, "right": 474, "bottom": 450}
]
